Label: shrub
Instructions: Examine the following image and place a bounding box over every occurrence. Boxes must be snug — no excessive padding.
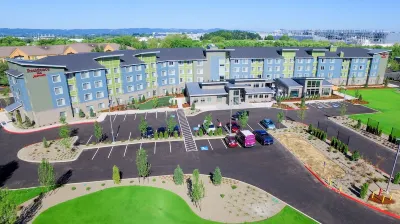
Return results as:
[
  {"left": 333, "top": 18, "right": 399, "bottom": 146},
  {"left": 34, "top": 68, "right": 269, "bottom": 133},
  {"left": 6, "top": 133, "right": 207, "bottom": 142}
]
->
[
  {"left": 112, "top": 165, "right": 121, "bottom": 184},
  {"left": 231, "top": 185, "right": 237, "bottom": 190},
  {"left": 360, "top": 182, "right": 369, "bottom": 199},
  {"left": 209, "top": 130, "right": 214, "bottom": 136},
  {"left": 308, "top": 124, "right": 313, "bottom": 134},
  {"left": 101, "top": 183, "right": 105, "bottom": 186},
  {"left": 159, "top": 131, "right": 163, "bottom": 139},
  {"left": 356, "top": 119, "right": 362, "bottom": 129},
  {"left": 191, "top": 103, "right": 195, "bottom": 111},
  {"left": 220, "top": 194, "right": 225, "bottom": 198},
  {"left": 164, "top": 131, "right": 168, "bottom": 139},
  {"left": 352, "top": 151, "right": 361, "bottom": 161},
  {"left": 199, "top": 128, "right": 204, "bottom": 137},
  {"left": 43, "top": 137, "right": 48, "bottom": 148},
  {"left": 152, "top": 178, "right": 156, "bottom": 182},
  {"left": 212, "top": 167, "right": 222, "bottom": 185},
  {"left": 173, "top": 131, "right": 178, "bottom": 138},
  {"left": 342, "top": 145, "right": 349, "bottom": 155},
  {"left": 394, "top": 172, "right": 400, "bottom": 184},
  {"left": 154, "top": 132, "right": 159, "bottom": 140},
  {"left": 359, "top": 94, "right": 363, "bottom": 101},
  {"left": 86, "top": 187, "right": 91, "bottom": 191},
  {"left": 89, "top": 108, "right": 96, "bottom": 117},
  {"left": 79, "top": 109, "right": 85, "bottom": 118},
  {"left": 71, "top": 186, "right": 76, "bottom": 190},
  {"left": 173, "top": 165, "right": 184, "bottom": 185},
  {"left": 165, "top": 90, "right": 169, "bottom": 96}
]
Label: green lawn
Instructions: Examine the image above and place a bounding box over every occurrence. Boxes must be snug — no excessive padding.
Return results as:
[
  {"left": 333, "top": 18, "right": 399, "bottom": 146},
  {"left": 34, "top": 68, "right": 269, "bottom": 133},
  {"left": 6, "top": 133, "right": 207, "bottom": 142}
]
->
[
  {"left": 33, "top": 186, "right": 316, "bottom": 224},
  {"left": 8, "top": 187, "right": 46, "bottom": 205},
  {"left": 138, "top": 96, "right": 172, "bottom": 110},
  {"left": 347, "top": 88, "right": 400, "bottom": 135}
]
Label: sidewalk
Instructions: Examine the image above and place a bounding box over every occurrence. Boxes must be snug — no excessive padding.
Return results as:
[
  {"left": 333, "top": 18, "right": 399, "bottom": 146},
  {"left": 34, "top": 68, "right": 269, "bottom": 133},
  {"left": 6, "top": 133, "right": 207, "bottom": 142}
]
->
[{"left": 333, "top": 91, "right": 356, "bottom": 100}]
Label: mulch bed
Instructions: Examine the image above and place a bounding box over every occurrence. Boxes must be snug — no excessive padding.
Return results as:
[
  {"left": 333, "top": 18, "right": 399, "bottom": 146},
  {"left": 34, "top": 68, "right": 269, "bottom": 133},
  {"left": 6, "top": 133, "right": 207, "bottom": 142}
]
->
[
  {"left": 345, "top": 86, "right": 390, "bottom": 90},
  {"left": 347, "top": 99, "right": 369, "bottom": 105},
  {"left": 182, "top": 103, "right": 190, "bottom": 108},
  {"left": 272, "top": 103, "right": 294, "bottom": 110},
  {"left": 169, "top": 105, "right": 178, "bottom": 108},
  {"left": 282, "top": 95, "right": 343, "bottom": 102},
  {"left": 368, "top": 194, "right": 395, "bottom": 205}
]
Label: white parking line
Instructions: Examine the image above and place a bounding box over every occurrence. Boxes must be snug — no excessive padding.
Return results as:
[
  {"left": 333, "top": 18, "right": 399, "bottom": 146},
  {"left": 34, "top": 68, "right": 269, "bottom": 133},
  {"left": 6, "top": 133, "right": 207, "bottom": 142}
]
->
[
  {"left": 145, "top": 112, "right": 147, "bottom": 119},
  {"left": 156, "top": 112, "right": 157, "bottom": 119},
  {"left": 91, "top": 147, "right": 99, "bottom": 160},
  {"left": 154, "top": 142, "right": 157, "bottom": 154},
  {"left": 113, "top": 114, "right": 117, "bottom": 122},
  {"left": 140, "top": 142, "right": 142, "bottom": 149},
  {"left": 207, "top": 139, "right": 214, "bottom": 150},
  {"left": 169, "top": 141, "right": 171, "bottom": 153},
  {"left": 238, "top": 143, "right": 242, "bottom": 148},
  {"left": 85, "top": 135, "right": 93, "bottom": 145},
  {"left": 165, "top": 111, "right": 167, "bottom": 118},
  {"left": 221, "top": 139, "right": 227, "bottom": 149},
  {"left": 123, "top": 145, "right": 128, "bottom": 157},
  {"left": 134, "top": 114, "right": 137, "bottom": 120},
  {"left": 108, "top": 146, "right": 114, "bottom": 158},
  {"left": 116, "top": 132, "right": 119, "bottom": 138},
  {"left": 123, "top": 113, "right": 127, "bottom": 121},
  {"left": 247, "top": 124, "right": 254, "bottom": 131},
  {"left": 257, "top": 123, "right": 266, "bottom": 131},
  {"left": 128, "top": 132, "right": 131, "bottom": 140}
]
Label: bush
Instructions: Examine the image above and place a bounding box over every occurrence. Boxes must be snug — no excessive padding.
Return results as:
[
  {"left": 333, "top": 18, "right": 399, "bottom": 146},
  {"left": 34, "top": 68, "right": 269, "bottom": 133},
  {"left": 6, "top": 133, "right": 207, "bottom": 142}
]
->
[
  {"left": 199, "top": 128, "right": 204, "bottom": 137},
  {"left": 159, "top": 132, "right": 163, "bottom": 139},
  {"left": 89, "top": 108, "right": 96, "bottom": 117},
  {"left": 141, "top": 95, "right": 146, "bottom": 103},
  {"left": 86, "top": 187, "right": 91, "bottom": 191},
  {"left": 154, "top": 132, "right": 159, "bottom": 140},
  {"left": 79, "top": 109, "right": 85, "bottom": 118},
  {"left": 71, "top": 186, "right": 76, "bottom": 190},
  {"left": 165, "top": 90, "right": 169, "bottom": 96},
  {"left": 231, "top": 185, "right": 237, "bottom": 190},
  {"left": 360, "top": 182, "right": 369, "bottom": 199},
  {"left": 342, "top": 145, "right": 349, "bottom": 155},
  {"left": 173, "top": 165, "right": 184, "bottom": 185},
  {"left": 112, "top": 165, "right": 121, "bottom": 184},
  {"left": 220, "top": 194, "right": 225, "bottom": 198},
  {"left": 356, "top": 119, "right": 362, "bottom": 129},
  {"left": 394, "top": 172, "right": 400, "bottom": 184},
  {"left": 208, "top": 130, "right": 214, "bottom": 136},
  {"left": 191, "top": 103, "right": 195, "bottom": 111},
  {"left": 164, "top": 131, "right": 168, "bottom": 139},
  {"left": 359, "top": 94, "right": 363, "bottom": 101},
  {"left": 173, "top": 131, "right": 178, "bottom": 138},
  {"left": 352, "top": 151, "right": 361, "bottom": 161},
  {"left": 212, "top": 167, "right": 222, "bottom": 185},
  {"left": 308, "top": 124, "right": 313, "bottom": 134},
  {"left": 43, "top": 137, "right": 48, "bottom": 148}
]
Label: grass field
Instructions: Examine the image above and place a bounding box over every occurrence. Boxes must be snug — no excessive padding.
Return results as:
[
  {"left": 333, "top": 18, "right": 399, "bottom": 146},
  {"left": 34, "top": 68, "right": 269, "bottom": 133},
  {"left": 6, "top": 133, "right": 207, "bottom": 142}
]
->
[
  {"left": 8, "top": 187, "right": 46, "bottom": 205},
  {"left": 347, "top": 88, "right": 400, "bottom": 135},
  {"left": 138, "top": 96, "right": 172, "bottom": 110},
  {"left": 33, "top": 186, "right": 316, "bottom": 224}
]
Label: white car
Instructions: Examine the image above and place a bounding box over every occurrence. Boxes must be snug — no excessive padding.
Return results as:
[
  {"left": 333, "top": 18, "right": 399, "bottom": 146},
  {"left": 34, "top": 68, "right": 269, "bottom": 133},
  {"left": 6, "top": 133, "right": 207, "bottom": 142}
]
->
[{"left": 202, "top": 120, "right": 216, "bottom": 133}]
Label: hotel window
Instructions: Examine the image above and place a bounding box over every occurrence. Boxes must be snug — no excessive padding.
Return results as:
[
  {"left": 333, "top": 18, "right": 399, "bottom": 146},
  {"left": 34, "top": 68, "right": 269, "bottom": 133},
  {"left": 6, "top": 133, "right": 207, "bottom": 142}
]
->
[
  {"left": 251, "top": 67, "right": 255, "bottom": 72},
  {"left": 106, "top": 79, "right": 111, "bottom": 85},
  {"left": 207, "top": 97, "right": 211, "bottom": 102},
  {"left": 68, "top": 84, "right": 75, "bottom": 91},
  {"left": 306, "top": 65, "right": 311, "bottom": 71},
  {"left": 359, "top": 65, "right": 364, "bottom": 70},
  {"left": 71, "top": 96, "right": 77, "bottom": 102},
  {"left": 329, "top": 66, "right": 334, "bottom": 70},
  {"left": 289, "top": 66, "right": 293, "bottom": 71},
  {"left": 114, "top": 78, "right": 120, "bottom": 83},
  {"left": 289, "top": 59, "right": 294, "bottom": 63},
  {"left": 354, "top": 59, "right": 359, "bottom": 63},
  {"left": 258, "top": 67, "right": 262, "bottom": 72},
  {"left": 298, "top": 73, "right": 302, "bottom": 77},
  {"left": 136, "top": 74, "right": 142, "bottom": 81},
  {"left": 86, "top": 105, "right": 94, "bottom": 112},
  {"left": 108, "top": 88, "right": 112, "bottom": 94},
  {"left": 114, "top": 68, "right": 120, "bottom": 73},
  {"left": 81, "top": 72, "right": 89, "bottom": 79},
  {"left": 373, "top": 65, "right": 378, "bottom": 69},
  {"left": 187, "top": 77, "right": 193, "bottom": 82},
  {"left": 197, "top": 61, "right": 203, "bottom": 66},
  {"left": 275, "top": 66, "right": 280, "bottom": 71},
  {"left": 98, "top": 103, "right": 105, "bottom": 109},
  {"left": 116, "top": 87, "right": 122, "bottom": 93},
  {"left": 84, "top": 93, "right": 93, "bottom": 101},
  {"left": 54, "top": 87, "right": 63, "bottom": 95},
  {"left": 321, "top": 59, "right": 326, "bottom": 63},
  {"left": 268, "top": 66, "right": 272, "bottom": 72},
  {"left": 162, "top": 79, "right": 167, "bottom": 85},
  {"left": 360, "top": 59, "right": 365, "bottom": 63},
  {"left": 186, "top": 61, "right": 192, "bottom": 65},
  {"left": 178, "top": 61, "right": 184, "bottom": 66},
  {"left": 161, "top": 62, "right": 167, "bottom": 68},
  {"left": 152, "top": 72, "right": 157, "bottom": 78},
  {"left": 180, "top": 78, "right": 183, "bottom": 83},
  {"left": 137, "top": 84, "right": 143, "bottom": 90},
  {"left": 187, "top": 69, "right": 192, "bottom": 74},
  {"left": 298, "top": 66, "right": 303, "bottom": 71},
  {"left": 307, "top": 59, "right": 311, "bottom": 63},
  {"left": 94, "top": 80, "right": 103, "bottom": 88},
  {"left": 96, "top": 91, "right": 104, "bottom": 98},
  {"left": 283, "top": 66, "right": 286, "bottom": 71},
  {"left": 320, "top": 66, "right": 325, "bottom": 71},
  {"left": 330, "top": 59, "right": 335, "bottom": 63},
  {"left": 151, "top": 63, "right": 156, "bottom": 68},
  {"left": 179, "top": 69, "right": 184, "bottom": 74},
  {"left": 276, "top": 59, "right": 281, "bottom": 64},
  {"left": 169, "top": 69, "right": 176, "bottom": 75},
  {"left": 242, "top": 67, "right": 248, "bottom": 72},
  {"left": 197, "top": 68, "right": 203, "bottom": 74},
  {"left": 126, "top": 76, "right": 133, "bottom": 82},
  {"left": 234, "top": 60, "right": 239, "bottom": 64},
  {"left": 234, "top": 67, "right": 240, "bottom": 72},
  {"left": 297, "top": 59, "right": 303, "bottom": 63},
  {"left": 127, "top": 86, "right": 134, "bottom": 92},
  {"left": 169, "top": 78, "right": 175, "bottom": 84},
  {"left": 352, "top": 65, "right": 357, "bottom": 70},
  {"left": 352, "top": 72, "right": 356, "bottom": 77},
  {"left": 168, "top": 61, "right": 175, "bottom": 66},
  {"left": 135, "top": 66, "right": 141, "bottom": 71},
  {"left": 328, "top": 73, "right": 333, "bottom": 78},
  {"left": 147, "top": 82, "right": 150, "bottom": 87},
  {"left": 82, "top": 82, "right": 91, "bottom": 90},
  {"left": 242, "top": 59, "right": 248, "bottom": 64},
  {"left": 217, "top": 96, "right": 222, "bottom": 102},
  {"left": 358, "top": 72, "right": 363, "bottom": 77},
  {"left": 128, "top": 66, "right": 133, "bottom": 72},
  {"left": 197, "top": 77, "right": 204, "bottom": 82},
  {"left": 304, "top": 73, "right": 308, "bottom": 77},
  {"left": 201, "top": 98, "right": 205, "bottom": 103},
  {"left": 162, "top": 71, "right": 167, "bottom": 76},
  {"left": 248, "top": 95, "right": 252, "bottom": 99},
  {"left": 267, "top": 59, "right": 273, "bottom": 64},
  {"left": 147, "top": 92, "right": 151, "bottom": 97},
  {"left": 52, "top": 75, "right": 61, "bottom": 83},
  {"left": 59, "top": 111, "right": 67, "bottom": 118},
  {"left": 94, "top": 70, "right": 101, "bottom": 77}
]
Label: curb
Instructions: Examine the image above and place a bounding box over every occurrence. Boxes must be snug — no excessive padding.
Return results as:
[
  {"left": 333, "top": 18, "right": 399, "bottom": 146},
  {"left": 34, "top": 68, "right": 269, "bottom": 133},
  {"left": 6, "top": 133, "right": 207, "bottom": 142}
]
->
[
  {"left": 304, "top": 164, "right": 400, "bottom": 220},
  {"left": 3, "top": 120, "right": 95, "bottom": 134}
]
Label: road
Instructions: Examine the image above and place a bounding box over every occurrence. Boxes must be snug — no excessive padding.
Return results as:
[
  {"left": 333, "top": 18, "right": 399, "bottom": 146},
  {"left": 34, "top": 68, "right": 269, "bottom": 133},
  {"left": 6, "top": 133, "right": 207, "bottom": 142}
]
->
[{"left": 0, "top": 102, "right": 398, "bottom": 224}]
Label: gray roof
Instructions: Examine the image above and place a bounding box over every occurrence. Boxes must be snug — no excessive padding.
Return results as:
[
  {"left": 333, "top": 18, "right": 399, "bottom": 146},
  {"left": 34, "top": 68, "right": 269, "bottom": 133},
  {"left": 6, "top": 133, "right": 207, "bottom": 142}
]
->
[
  {"left": 336, "top": 47, "right": 372, "bottom": 58},
  {"left": 276, "top": 78, "right": 303, "bottom": 88},
  {"left": 367, "top": 49, "right": 391, "bottom": 55},
  {"left": 186, "top": 82, "right": 228, "bottom": 96},
  {"left": 36, "top": 53, "right": 105, "bottom": 72},
  {"left": 228, "top": 47, "right": 282, "bottom": 59},
  {"left": 322, "top": 79, "right": 334, "bottom": 86},
  {"left": 5, "top": 69, "right": 24, "bottom": 77},
  {"left": 245, "top": 87, "right": 274, "bottom": 95}
]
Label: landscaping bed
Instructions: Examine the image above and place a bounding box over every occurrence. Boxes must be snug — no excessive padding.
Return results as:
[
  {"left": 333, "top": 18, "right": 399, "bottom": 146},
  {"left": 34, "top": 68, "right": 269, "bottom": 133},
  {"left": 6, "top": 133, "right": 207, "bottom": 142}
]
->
[
  {"left": 271, "top": 103, "right": 294, "bottom": 110},
  {"left": 17, "top": 136, "right": 79, "bottom": 162},
  {"left": 346, "top": 99, "right": 369, "bottom": 105}
]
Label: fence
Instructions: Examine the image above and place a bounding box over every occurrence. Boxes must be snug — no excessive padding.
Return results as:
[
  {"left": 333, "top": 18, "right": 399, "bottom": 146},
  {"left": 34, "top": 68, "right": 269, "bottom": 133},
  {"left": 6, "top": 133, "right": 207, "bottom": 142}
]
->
[{"left": 318, "top": 121, "right": 351, "bottom": 145}]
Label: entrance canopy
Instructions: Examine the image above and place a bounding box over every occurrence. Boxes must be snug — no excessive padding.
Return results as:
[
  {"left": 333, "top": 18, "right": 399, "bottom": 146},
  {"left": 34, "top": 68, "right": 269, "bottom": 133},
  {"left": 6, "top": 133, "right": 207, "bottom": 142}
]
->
[{"left": 4, "top": 102, "right": 22, "bottom": 113}]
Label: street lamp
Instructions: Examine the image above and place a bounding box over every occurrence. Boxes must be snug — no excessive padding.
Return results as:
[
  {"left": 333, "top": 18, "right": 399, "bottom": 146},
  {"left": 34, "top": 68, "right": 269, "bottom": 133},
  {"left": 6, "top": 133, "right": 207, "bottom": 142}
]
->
[
  {"left": 109, "top": 97, "right": 115, "bottom": 143},
  {"left": 229, "top": 99, "right": 232, "bottom": 134},
  {"left": 386, "top": 138, "right": 400, "bottom": 193}
]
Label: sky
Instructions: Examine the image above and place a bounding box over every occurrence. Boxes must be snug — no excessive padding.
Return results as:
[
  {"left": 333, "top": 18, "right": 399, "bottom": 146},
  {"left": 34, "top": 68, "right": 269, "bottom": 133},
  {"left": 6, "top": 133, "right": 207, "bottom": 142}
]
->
[{"left": 1, "top": 0, "right": 399, "bottom": 31}]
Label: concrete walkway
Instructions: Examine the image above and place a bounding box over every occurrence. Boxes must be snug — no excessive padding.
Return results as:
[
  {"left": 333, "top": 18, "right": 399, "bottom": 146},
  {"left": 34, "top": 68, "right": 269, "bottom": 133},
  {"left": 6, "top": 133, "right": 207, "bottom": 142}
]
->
[{"left": 333, "top": 91, "right": 357, "bottom": 100}]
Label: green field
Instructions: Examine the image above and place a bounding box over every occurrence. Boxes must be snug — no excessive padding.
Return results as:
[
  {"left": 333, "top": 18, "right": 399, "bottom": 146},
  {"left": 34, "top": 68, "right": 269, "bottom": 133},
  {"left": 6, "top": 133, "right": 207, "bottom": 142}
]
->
[
  {"left": 138, "top": 96, "right": 172, "bottom": 110},
  {"left": 8, "top": 187, "right": 46, "bottom": 205},
  {"left": 33, "top": 186, "right": 316, "bottom": 224},
  {"left": 347, "top": 88, "right": 400, "bottom": 135}
]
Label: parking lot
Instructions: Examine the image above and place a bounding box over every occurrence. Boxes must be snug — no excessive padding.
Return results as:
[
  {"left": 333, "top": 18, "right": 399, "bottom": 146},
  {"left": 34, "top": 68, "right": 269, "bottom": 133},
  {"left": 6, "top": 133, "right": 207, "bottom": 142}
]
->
[{"left": 306, "top": 101, "right": 376, "bottom": 116}]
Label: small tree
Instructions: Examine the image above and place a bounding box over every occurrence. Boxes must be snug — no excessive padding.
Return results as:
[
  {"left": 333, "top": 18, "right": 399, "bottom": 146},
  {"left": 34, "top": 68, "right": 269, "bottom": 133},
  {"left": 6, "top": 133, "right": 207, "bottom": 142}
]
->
[
  {"left": 38, "top": 159, "right": 55, "bottom": 192},
  {"left": 59, "top": 120, "right": 71, "bottom": 151},
  {"left": 360, "top": 182, "right": 369, "bottom": 199},
  {"left": 174, "top": 99, "right": 178, "bottom": 106},
  {"left": 352, "top": 150, "right": 361, "bottom": 161},
  {"left": 384, "top": 77, "right": 389, "bottom": 87},
  {"left": 43, "top": 137, "right": 48, "bottom": 148},
  {"left": 136, "top": 148, "right": 151, "bottom": 182},
  {"left": 15, "top": 110, "right": 22, "bottom": 125},
  {"left": 166, "top": 90, "right": 169, "bottom": 96},
  {"left": 154, "top": 131, "right": 159, "bottom": 140},
  {"left": 94, "top": 121, "right": 103, "bottom": 143},
  {"left": 191, "top": 103, "right": 196, "bottom": 111},
  {"left": 89, "top": 108, "right": 96, "bottom": 117},
  {"left": 354, "top": 89, "right": 360, "bottom": 98},
  {"left": 79, "top": 109, "right": 85, "bottom": 118},
  {"left": 173, "top": 165, "right": 184, "bottom": 185},
  {"left": 164, "top": 131, "right": 168, "bottom": 139},
  {"left": 238, "top": 112, "right": 249, "bottom": 128},
  {"left": 277, "top": 110, "right": 285, "bottom": 128},
  {"left": 166, "top": 116, "right": 177, "bottom": 136},
  {"left": 393, "top": 172, "right": 400, "bottom": 184},
  {"left": 191, "top": 169, "right": 205, "bottom": 209},
  {"left": 356, "top": 119, "right": 362, "bottom": 129},
  {"left": 204, "top": 114, "right": 212, "bottom": 131},
  {"left": 139, "top": 117, "right": 148, "bottom": 138},
  {"left": 340, "top": 102, "right": 347, "bottom": 116},
  {"left": 0, "top": 188, "right": 17, "bottom": 224},
  {"left": 199, "top": 128, "right": 204, "bottom": 137},
  {"left": 300, "top": 97, "right": 306, "bottom": 109},
  {"left": 112, "top": 165, "right": 121, "bottom": 184},
  {"left": 297, "top": 107, "right": 306, "bottom": 121},
  {"left": 174, "top": 131, "right": 178, "bottom": 138},
  {"left": 141, "top": 95, "right": 146, "bottom": 103},
  {"left": 24, "top": 115, "right": 32, "bottom": 127},
  {"left": 159, "top": 131, "right": 164, "bottom": 139},
  {"left": 308, "top": 124, "right": 313, "bottom": 134},
  {"left": 359, "top": 94, "right": 363, "bottom": 101},
  {"left": 212, "top": 167, "right": 222, "bottom": 186},
  {"left": 152, "top": 96, "right": 158, "bottom": 108},
  {"left": 134, "top": 100, "right": 139, "bottom": 109}
]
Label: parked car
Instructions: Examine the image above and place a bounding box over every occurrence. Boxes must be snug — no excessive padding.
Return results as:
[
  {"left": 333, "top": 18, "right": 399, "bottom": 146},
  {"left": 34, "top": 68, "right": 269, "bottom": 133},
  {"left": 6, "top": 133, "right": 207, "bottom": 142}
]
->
[
  {"left": 231, "top": 110, "right": 250, "bottom": 120},
  {"left": 170, "top": 125, "right": 180, "bottom": 136},
  {"left": 253, "top": 130, "right": 274, "bottom": 145},
  {"left": 226, "top": 121, "right": 240, "bottom": 133},
  {"left": 202, "top": 120, "right": 216, "bottom": 133},
  {"left": 141, "top": 127, "right": 154, "bottom": 138},
  {"left": 157, "top": 127, "right": 167, "bottom": 134},
  {"left": 224, "top": 135, "right": 239, "bottom": 148},
  {"left": 236, "top": 130, "right": 256, "bottom": 148},
  {"left": 260, "top": 119, "right": 276, "bottom": 129}
]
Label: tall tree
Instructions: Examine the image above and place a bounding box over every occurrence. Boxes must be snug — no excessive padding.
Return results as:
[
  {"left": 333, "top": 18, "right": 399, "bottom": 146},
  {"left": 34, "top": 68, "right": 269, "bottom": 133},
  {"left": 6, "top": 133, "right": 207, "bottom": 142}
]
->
[
  {"left": 0, "top": 188, "right": 17, "bottom": 224},
  {"left": 212, "top": 167, "right": 222, "bottom": 185},
  {"left": 265, "top": 35, "right": 274, "bottom": 40},
  {"left": 136, "top": 148, "right": 151, "bottom": 182},
  {"left": 138, "top": 117, "right": 148, "bottom": 137},
  {"left": 277, "top": 110, "right": 285, "bottom": 128},
  {"left": 166, "top": 116, "right": 177, "bottom": 136},
  {"left": 59, "top": 117, "right": 71, "bottom": 151},
  {"left": 112, "top": 165, "right": 121, "bottom": 184},
  {"left": 94, "top": 121, "right": 103, "bottom": 143},
  {"left": 38, "top": 159, "right": 55, "bottom": 192},
  {"left": 191, "top": 169, "right": 205, "bottom": 210},
  {"left": 173, "top": 165, "right": 184, "bottom": 185}
]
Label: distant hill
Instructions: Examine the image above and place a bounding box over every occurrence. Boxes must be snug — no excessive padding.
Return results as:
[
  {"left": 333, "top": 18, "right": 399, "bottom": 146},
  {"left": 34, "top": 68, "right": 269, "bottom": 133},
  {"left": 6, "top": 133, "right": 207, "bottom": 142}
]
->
[{"left": 0, "top": 28, "right": 224, "bottom": 37}]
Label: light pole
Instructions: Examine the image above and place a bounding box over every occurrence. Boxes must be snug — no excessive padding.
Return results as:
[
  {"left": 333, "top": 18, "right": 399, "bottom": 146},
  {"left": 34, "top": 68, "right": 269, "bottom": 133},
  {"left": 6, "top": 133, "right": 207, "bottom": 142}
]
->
[
  {"left": 229, "top": 99, "right": 232, "bottom": 134},
  {"left": 109, "top": 97, "right": 115, "bottom": 143},
  {"left": 386, "top": 138, "right": 400, "bottom": 193}
]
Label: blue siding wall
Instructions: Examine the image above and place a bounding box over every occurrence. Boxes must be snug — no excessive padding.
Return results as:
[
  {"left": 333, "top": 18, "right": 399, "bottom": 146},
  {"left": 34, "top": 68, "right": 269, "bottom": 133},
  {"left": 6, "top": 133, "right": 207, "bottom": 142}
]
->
[
  {"left": 349, "top": 58, "right": 369, "bottom": 79},
  {"left": 263, "top": 58, "right": 283, "bottom": 79},
  {"left": 47, "top": 71, "right": 71, "bottom": 109},
  {"left": 8, "top": 75, "right": 32, "bottom": 111},
  {"left": 75, "top": 70, "right": 108, "bottom": 104},
  {"left": 209, "top": 55, "right": 224, "bottom": 81},
  {"left": 315, "top": 58, "right": 342, "bottom": 79},
  {"left": 121, "top": 64, "right": 147, "bottom": 94},
  {"left": 294, "top": 58, "right": 314, "bottom": 78},
  {"left": 157, "top": 62, "right": 178, "bottom": 87},
  {"left": 369, "top": 56, "right": 380, "bottom": 78}
]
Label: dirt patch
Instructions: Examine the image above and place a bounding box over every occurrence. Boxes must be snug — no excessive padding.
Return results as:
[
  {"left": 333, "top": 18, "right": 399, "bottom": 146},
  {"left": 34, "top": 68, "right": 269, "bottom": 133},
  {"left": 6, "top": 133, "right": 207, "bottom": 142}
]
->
[
  {"left": 368, "top": 190, "right": 400, "bottom": 215},
  {"left": 274, "top": 133, "right": 345, "bottom": 180}
]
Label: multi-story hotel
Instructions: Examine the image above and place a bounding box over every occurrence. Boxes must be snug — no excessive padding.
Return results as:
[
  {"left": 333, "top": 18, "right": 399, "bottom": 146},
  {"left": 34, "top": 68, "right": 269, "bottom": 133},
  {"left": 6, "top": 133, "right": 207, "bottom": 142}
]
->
[{"left": 5, "top": 45, "right": 390, "bottom": 126}]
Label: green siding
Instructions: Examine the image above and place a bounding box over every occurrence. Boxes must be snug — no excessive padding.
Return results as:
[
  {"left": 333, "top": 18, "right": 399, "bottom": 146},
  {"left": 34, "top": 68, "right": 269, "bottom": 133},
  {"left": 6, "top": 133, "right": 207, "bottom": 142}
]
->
[
  {"left": 282, "top": 51, "right": 296, "bottom": 78},
  {"left": 137, "top": 55, "right": 157, "bottom": 88},
  {"left": 312, "top": 52, "right": 325, "bottom": 76},
  {"left": 250, "top": 60, "right": 264, "bottom": 78},
  {"left": 98, "top": 58, "right": 121, "bottom": 96},
  {"left": 179, "top": 61, "right": 194, "bottom": 82}
]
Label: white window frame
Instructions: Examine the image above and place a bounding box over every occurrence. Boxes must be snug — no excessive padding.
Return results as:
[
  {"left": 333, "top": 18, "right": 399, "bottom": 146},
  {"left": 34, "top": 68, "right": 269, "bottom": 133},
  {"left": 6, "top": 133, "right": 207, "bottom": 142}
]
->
[
  {"left": 168, "top": 69, "right": 176, "bottom": 75},
  {"left": 135, "top": 66, "right": 141, "bottom": 71},
  {"left": 242, "top": 67, "right": 248, "bottom": 72},
  {"left": 94, "top": 80, "right": 103, "bottom": 88},
  {"left": 242, "top": 59, "right": 248, "bottom": 64},
  {"left": 71, "top": 96, "right": 77, "bottom": 103},
  {"left": 114, "top": 77, "right": 120, "bottom": 84},
  {"left": 136, "top": 74, "right": 142, "bottom": 81},
  {"left": 82, "top": 82, "right": 91, "bottom": 90},
  {"left": 169, "top": 78, "right": 175, "bottom": 84},
  {"left": 307, "top": 59, "right": 311, "bottom": 63},
  {"left": 187, "top": 69, "right": 192, "bottom": 74},
  {"left": 81, "top": 72, "right": 89, "bottom": 79},
  {"left": 330, "top": 59, "right": 335, "bottom": 63},
  {"left": 234, "top": 60, "right": 239, "bottom": 64},
  {"left": 127, "top": 85, "right": 134, "bottom": 92},
  {"left": 126, "top": 76, "right": 133, "bottom": 82},
  {"left": 197, "top": 61, "right": 203, "bottom": 66},
  {"left": 162, "top": 71, "right": 167, "bottom": 76},
  {"left": 57, "top": 98, "right": 65, "bottom": 106},
  {"left": 298, "top": 66, "right": 303, "bottom": 71},
  {"left": 84, "top": 93, "right": 93, "bottom": 101},
  {"left": 234, "top": 67, "right": 240, "bottom": 72},
  {"left": 52, "top": 75, "right": 61, "bottom": 83},
  {"left": 128, "top": 66, "right": 133, "bottom": 72},
  {"left": 94, "top": 70, "right": 101, "bottom": 77},
  {"left": 96, "top": 91, "right": 104, "bottom": 99},
  {"left": 54, "top": 87, "right": 63, "bottom": 95},
  {"left": 275, "top": 66, "right": 280, "bottom": 72},
  {"left": 267, "top": 59, "right": 273, "bottom": 64},
  {"left": 68, "top": 84, "right": 75, "bottom": 91},
  {"left": 197, "top": 68, "right": 203, "bottom": 74},
  {"left": 98, "top": 103, "right": 105, "bottom": 109},
  {"left": 178, "top": 61, "right": 184, "bottom": 66},
  {"left": 320, "top": 66, "right": 325, "bottom": 71},
  {"left": 329, "top": 66, "right": 334, "bottom": 71},
  {"left": 275, "top": 59, "right": 280, "bottom": 64},
  {"left": 168, "top": 61, "right": 175, "bottom": 67}
]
